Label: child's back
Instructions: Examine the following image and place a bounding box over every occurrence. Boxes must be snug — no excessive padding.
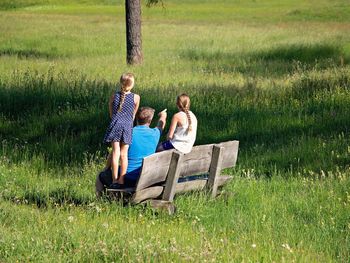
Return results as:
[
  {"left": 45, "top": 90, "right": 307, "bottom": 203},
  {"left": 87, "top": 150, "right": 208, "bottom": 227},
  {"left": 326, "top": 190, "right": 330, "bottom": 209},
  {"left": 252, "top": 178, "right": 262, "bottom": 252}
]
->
[
  {"left": 157, "top": 94, "right": 197, "bottom": 154},
  {"left": 102, "top": 72, "right": 140, "bottom": 188},
  {"left": 170, "top": 111, "right": 197, "bottom": 154},
  {"left": 103, "top": 91, "right": 135, "bottom": 144}
]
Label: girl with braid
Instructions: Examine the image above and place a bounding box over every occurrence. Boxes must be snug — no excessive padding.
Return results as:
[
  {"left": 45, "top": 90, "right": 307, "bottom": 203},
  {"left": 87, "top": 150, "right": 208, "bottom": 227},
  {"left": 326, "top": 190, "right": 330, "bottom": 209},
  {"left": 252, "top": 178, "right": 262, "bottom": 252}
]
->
[
  {"left": 157, "top": 93, "right": 197, "bottom": 154},
  {"left": 103, "top": 73, "right": 140, "bottom": 188}
]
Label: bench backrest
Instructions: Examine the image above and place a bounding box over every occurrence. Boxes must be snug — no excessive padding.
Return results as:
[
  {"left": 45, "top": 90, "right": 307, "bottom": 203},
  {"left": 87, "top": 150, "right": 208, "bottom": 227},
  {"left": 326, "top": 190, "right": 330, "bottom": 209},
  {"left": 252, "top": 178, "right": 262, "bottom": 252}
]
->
[
  {"left": 135, "top": 150, "right": 174, "bottom": 191},
  {"left": 135, "top": 140, "right": 239, "bottom": 192},
  {"left": 179, "top": 140, "right": 239, "bottom": 177}
]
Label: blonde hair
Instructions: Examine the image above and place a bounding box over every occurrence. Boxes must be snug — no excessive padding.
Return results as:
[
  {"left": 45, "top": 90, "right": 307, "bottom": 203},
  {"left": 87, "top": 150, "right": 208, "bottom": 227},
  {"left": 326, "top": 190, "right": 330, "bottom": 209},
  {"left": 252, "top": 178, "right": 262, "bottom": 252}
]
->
[
  {"left": 118, "top": 73, "right": 135, "bottom": 112},
  {"left": 177, "top": 93, "right": 192, "bottom": 132}
]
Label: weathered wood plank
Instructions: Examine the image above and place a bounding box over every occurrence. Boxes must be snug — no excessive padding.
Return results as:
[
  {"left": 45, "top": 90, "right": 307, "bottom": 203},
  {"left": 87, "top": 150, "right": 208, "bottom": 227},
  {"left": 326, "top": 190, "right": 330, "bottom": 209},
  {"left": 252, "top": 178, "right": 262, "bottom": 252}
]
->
[
  {"left": 207, "top": 146, "right": 224, "bottom": 198},
  {"left": 216, "top": 175, "right": 233, "bottom": 186},
  {"left": 106, "top": 187, "right": 135, "bottom": 193},
  {"left": 175, "top": 179, "right": 207, "bottom": 193},
  {"left": 216, "top": 141, "right": 239, "bottom": 169},
  {"left": 175, "top": 176, "right": 232, "bottom": 194},
  {"left": 135, "top": 150, "right": 174, "bottom": 191},
  {"left": 132, "top": 186, "right": 164, "bottom": 204},
  {"left": 162, "top": 152, "right": 183, "bottom": 202},
  {"left": 179, "top": 144, "right": 213, "bottom": 177}
]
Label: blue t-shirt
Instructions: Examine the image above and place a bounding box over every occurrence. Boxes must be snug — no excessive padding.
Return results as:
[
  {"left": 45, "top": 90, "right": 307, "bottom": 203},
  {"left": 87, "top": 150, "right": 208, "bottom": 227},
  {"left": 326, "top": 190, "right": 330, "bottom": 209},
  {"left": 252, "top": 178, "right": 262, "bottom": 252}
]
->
[{"left": 125, "top": 125, "right": 161, "bottom": 182}]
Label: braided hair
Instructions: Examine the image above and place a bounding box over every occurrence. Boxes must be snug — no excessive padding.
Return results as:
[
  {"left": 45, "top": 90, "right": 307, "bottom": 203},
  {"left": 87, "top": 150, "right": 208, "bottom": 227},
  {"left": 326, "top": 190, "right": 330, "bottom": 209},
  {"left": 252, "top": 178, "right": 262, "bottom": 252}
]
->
[
  {"left": 118, "top": 73, "right": 135, "bottom": 112},
  {"left": 177, "top": 94, "right": 192, "bottom": 132}
]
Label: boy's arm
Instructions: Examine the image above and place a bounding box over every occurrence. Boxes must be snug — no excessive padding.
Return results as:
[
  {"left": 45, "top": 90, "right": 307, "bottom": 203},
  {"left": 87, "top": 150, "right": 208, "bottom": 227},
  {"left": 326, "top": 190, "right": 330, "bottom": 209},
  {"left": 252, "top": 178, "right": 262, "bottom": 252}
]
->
[
  {"left": 108, "top": 93, "right": 115, "bottom": 118},
  {"left": 133, "top": 94, "right": 140, "bottom": 120},
  {"left": 156, "top": 109, "right": 167, "bottom": 132}
]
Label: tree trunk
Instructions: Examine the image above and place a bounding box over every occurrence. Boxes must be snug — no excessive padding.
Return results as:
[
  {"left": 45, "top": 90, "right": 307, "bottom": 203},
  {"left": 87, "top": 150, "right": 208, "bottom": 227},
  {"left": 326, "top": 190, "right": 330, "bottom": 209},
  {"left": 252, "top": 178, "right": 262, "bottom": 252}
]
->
[{"left": 125, "top": 0, "right": 143, "bottom": 65}]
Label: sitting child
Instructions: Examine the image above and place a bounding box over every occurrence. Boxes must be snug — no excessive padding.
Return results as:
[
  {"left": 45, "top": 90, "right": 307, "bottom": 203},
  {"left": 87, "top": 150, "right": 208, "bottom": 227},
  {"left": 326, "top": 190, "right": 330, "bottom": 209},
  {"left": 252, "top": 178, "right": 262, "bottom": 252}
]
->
[{"left": 157, "top": 93, "right": 197, "bottom": 154}]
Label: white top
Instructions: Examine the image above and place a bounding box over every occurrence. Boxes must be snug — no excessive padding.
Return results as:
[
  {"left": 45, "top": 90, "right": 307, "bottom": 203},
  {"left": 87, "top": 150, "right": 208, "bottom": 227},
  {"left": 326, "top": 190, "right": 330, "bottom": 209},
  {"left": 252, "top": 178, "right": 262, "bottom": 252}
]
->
[{"left": 170, "top": 111, "right": 198, "bottom": 154}]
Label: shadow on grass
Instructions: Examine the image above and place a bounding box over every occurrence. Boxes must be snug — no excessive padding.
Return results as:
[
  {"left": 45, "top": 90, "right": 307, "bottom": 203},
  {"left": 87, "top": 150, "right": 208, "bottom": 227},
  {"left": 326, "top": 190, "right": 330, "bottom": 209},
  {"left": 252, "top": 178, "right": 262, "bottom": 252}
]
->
[
  {"left": 0, "top": 48, "right": 58, "bottom": 59},
  {"left": 253, "top": 44, "right": 343, "bottom": 63},
  {"left": 0, "top": 73, "right": 172, "bottom": 167},
  {"left": 0, "top": 73, "right": 112, "bottom": 166},
  {"left": 25, "top": 186, "right": 91, "bottom": 208},
  {"left": 0, "top": 69, "right": 349, "bottom": 172},
  {"left": 4, "top": 184, "right": 94, "bottom": 208},
  {"left": 180, "top": 43, "right": 347, "bottom": 76}
]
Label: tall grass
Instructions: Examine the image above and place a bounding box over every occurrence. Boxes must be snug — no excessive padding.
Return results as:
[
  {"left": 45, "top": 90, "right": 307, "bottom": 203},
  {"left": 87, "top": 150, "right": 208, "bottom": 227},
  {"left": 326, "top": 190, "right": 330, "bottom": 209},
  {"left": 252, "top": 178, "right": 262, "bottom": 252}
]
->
[{"left": 1, "top": 174, "right": 349, "bottom": 261}]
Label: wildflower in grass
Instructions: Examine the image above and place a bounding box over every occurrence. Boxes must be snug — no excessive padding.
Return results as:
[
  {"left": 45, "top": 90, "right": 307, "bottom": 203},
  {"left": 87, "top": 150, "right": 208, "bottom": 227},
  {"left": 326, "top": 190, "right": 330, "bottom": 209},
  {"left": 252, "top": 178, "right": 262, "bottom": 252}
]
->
[{"left": 282, "top": 243, "right": 293, "bottom": 253}]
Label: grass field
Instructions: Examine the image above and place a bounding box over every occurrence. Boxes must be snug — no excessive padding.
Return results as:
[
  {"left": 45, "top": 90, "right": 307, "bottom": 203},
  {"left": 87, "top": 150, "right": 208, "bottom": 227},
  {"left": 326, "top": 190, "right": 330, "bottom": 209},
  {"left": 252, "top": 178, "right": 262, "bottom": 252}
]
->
[{"left": 0, "top": 0, "right": 350, "bottom": 261}]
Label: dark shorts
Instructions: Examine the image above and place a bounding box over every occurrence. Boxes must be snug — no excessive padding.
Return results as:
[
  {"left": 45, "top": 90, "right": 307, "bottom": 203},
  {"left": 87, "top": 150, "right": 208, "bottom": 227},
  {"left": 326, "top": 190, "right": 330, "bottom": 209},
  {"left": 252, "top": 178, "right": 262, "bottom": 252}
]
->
[
  {"left": 98, "top": 168, "right": 136, "bottom": 188},
  {"left": 161, "top": 140, "right": 175, "bottom": 151}
]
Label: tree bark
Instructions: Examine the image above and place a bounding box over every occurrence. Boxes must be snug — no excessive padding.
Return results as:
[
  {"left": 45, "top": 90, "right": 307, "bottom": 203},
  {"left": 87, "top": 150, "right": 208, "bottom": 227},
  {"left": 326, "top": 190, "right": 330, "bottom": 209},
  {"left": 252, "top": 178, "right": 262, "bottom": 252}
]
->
[{"left": 125, "top": 0, "right": 143, "bottom": 65}]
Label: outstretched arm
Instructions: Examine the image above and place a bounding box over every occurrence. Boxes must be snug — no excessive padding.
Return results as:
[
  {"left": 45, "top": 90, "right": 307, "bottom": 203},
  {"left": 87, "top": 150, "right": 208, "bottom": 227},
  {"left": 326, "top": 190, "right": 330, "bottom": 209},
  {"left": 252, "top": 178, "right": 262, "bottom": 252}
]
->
[{"left": 156, "top": 109, "right": 167, "bottom": 132}]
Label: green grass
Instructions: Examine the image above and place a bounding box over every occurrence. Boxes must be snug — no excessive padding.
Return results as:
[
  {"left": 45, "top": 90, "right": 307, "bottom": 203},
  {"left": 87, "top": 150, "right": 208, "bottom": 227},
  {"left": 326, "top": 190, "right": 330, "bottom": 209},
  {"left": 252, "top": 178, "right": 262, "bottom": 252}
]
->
[{"left": 0, "top": 0, "right": 350, "bottom": 261}]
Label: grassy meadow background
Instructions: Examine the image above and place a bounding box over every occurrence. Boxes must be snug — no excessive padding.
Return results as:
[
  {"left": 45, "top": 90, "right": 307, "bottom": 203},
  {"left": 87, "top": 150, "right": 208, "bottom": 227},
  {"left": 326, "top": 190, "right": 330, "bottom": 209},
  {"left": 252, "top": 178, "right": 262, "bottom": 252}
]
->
[{"left": 0, "top": 0, "right": 350, "bottom": 261}]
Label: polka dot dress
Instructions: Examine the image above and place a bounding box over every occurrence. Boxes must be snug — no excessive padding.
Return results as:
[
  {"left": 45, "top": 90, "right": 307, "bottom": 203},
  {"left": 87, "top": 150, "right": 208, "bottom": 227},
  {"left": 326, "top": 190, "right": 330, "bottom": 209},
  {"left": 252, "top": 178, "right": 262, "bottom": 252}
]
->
[{"left": 103, "top": 92, "right": 134, "bottom": 144}]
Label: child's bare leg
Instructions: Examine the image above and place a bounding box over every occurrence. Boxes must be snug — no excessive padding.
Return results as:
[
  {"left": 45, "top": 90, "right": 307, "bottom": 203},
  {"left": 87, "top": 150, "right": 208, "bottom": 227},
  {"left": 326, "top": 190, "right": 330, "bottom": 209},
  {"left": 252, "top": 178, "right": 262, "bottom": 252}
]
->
[
  {"left": 117, "top": 143, "right": 129, "bottom": 185},
  {"left": 111, "top": 142, "right": 120, "bottom": 183}
]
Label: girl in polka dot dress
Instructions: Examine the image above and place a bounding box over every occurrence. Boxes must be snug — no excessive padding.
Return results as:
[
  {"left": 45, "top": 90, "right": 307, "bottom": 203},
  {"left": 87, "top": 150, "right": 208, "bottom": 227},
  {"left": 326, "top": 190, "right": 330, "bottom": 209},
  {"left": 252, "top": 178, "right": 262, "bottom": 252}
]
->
[{"left": 103, "top": 73, "right": 140, "bottom": 188}]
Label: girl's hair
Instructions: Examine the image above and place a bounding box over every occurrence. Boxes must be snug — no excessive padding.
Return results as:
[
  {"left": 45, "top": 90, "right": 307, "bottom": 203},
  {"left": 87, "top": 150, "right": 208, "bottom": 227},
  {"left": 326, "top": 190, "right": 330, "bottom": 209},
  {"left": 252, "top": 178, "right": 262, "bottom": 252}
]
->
[
  {"left": 177, "top": 93, "right": 192, "bottom": 132},
  {"left": 118, "top": 73, "right": 135, "bottom": 112}
]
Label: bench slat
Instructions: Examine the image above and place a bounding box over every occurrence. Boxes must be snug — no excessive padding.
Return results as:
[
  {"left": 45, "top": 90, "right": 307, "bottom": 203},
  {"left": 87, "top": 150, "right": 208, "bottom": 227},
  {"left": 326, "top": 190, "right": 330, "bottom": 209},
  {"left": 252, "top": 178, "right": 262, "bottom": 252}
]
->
[
  {"left": 216, "top": 141, "right": 239, "bottom": 169},
  {"left": 132, "top": 186, "right": 164, "bottom": 204},
  {"left": 179, "top": 144, "right": 213, "bottom": 177},
  {"left": 175, "top": 179, "right": 207, "bottom": 193},
  {"left": 135, "top": 150, "right": 174, "bottom": 191},
  {"left": 106, "top": 187, "right": 135, "bottom": 193},
  {"left": 175, "top": 175, "right": 232, "bottom": 194},
  {"left": 216, "top": 175, "right": 233, "bottom": 186}
]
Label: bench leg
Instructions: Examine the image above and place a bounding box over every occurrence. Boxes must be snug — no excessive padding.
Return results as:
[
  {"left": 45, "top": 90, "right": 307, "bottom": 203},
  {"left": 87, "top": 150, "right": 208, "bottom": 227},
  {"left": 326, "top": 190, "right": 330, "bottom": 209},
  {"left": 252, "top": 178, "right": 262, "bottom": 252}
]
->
[
  {"left": 162, "top": 152, "right": 183, "bottom": 202},
  {"left": 207, "top": 146, "right": 224, "bottom": 198}
]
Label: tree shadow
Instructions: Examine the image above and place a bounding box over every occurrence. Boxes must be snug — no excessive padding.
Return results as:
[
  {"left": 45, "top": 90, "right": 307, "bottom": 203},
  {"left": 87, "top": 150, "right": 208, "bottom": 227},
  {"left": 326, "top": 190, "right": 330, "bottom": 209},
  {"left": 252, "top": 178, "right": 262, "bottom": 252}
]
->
[
  {"left": 0, "top": 47, "right": 58, "bottom": 59},
  {"left": 0, "top": 73, "right": 171, "bottom": 168},
  {"left": 180, "top": 43, "right": 347, "bottom": 77},
  {"left": 1, "top": 70, "right": 349, "bottom": 173},
  {"left": 0, "top": 73, "right": 112, "bottom": 167},
  {"left": 253, "top": 44, "right": 343, "bottom": 63}
]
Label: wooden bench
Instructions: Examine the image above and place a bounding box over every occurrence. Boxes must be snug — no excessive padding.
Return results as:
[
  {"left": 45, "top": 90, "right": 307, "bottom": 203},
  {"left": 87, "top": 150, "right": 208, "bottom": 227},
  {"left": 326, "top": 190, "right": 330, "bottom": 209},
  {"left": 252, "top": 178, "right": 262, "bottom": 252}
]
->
[{"left": 107, "top": 140, "right": 239, "bottom": 212}]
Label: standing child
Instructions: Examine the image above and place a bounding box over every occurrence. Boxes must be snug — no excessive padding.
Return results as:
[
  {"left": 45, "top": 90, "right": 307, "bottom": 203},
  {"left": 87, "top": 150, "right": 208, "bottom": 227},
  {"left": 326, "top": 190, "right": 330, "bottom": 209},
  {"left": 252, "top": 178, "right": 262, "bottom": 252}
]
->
[
  {"left": 103, "top": 73, "right": 140, "bottom": 188},
  {"left": 157, "top": 93, "right": 197, "bottom": 154}
]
